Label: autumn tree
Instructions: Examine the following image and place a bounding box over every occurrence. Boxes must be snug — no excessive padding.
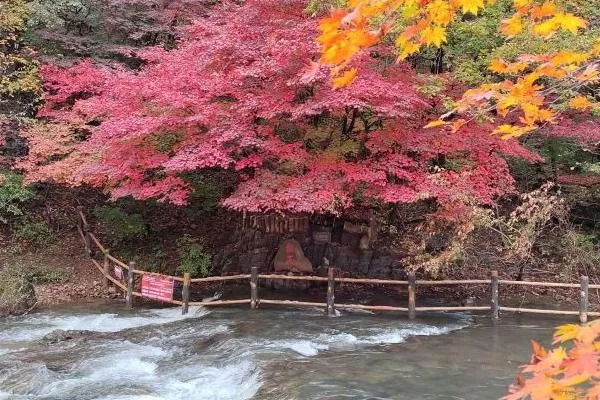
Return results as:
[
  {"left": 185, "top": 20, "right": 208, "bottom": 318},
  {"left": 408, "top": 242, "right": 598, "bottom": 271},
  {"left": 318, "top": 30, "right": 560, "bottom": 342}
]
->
[
  {"left": 317, "top": 0, "right": 599, "bottom": 138},
  {"left": 19, "top": 0, "right": 539, "bottom": 217}
]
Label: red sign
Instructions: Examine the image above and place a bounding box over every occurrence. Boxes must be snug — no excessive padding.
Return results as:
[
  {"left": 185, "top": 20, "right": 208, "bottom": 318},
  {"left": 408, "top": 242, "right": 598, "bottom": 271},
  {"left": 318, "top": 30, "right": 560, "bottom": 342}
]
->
[
  {"left": 114, "top": 266, "right": 123, "bottom": 280},
  {"left": 141, "top": 275, "right": 174, "bottom": 302}
]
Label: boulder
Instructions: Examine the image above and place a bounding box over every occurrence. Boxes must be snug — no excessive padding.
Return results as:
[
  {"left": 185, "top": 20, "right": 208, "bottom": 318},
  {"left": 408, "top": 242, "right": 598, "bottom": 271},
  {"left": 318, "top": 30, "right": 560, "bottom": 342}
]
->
[{"left": 0, "top": 269, "right": 36, "bottom": 317}]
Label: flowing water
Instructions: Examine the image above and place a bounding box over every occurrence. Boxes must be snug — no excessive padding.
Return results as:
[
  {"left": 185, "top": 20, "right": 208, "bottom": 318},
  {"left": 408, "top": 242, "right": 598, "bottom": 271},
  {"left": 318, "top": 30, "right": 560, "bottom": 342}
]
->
[{"left": 0, "top": 303, "right": 563, "bottom": 399}]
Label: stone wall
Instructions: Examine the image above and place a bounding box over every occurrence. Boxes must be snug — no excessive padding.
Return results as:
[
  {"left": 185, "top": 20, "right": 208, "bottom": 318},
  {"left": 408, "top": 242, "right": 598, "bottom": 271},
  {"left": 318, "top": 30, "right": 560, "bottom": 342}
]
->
[{"left": 212, "top": 222, "right": 407, "bottom": 279}]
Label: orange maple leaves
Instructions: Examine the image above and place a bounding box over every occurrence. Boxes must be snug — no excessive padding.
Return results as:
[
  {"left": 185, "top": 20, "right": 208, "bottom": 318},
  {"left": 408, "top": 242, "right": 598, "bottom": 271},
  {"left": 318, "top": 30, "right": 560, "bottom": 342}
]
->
[
  {"left": 504, "top": 320, "right": 600, "bottom": 400},
  {"left": 318, "top": 0, "right": 599, "bottom": 138}
]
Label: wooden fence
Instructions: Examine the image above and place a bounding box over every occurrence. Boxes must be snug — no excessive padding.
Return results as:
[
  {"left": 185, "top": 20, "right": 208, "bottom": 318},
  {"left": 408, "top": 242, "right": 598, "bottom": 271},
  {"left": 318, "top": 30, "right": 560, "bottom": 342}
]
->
[{"left": 76, "top": 208, "right": 598, "bottom": 323}]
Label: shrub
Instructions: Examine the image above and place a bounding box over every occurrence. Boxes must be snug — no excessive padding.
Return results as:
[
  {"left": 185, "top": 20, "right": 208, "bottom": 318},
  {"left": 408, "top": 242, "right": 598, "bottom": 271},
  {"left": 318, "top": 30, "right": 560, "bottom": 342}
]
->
[
  {"left": 0, "top": 172, "right": 35, "bottom": 224},
  {"left": 93, "top": 205, "right": 148, "bottom": 245},
  {"left": 176, "top": 234, "right": 211, "bottom": 278},
  {"left": 0, "top": 266, "right": 36, "bottom": 316},
  {"left": 12, "top": 217, "right": 56, "bottom": 248},
  {"left": 16, "top": 262, "right": 69, "bottom": 284}
]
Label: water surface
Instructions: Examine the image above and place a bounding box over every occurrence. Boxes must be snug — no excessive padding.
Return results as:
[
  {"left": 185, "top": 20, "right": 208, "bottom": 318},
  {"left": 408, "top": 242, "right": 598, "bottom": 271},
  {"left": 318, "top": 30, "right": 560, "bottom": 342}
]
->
[{"left": 0, "top": 303, "right": 563, "bottom": 399}]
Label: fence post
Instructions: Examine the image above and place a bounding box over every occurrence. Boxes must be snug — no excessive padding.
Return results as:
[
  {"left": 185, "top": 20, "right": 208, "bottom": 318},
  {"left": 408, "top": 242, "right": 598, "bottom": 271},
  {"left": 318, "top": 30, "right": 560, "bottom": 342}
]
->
[
  {"left": 580, "top": 275, "right": 589, "bottom": 324},
  {"left": 102, "top": 249, "right": 110, "bottom": 290},
  {"left": 126, "top": 261, "right": 135, "bottom": 308},
  {"left": 182, "top": 273, "right": 191, "bottom": 315},
  {"left": 83, "top": 224, "right": 92, "bottom": 258},
  {"left": 326, "top": 267, "right": 335, "bottom": 316},
  {"left": 491, "top": 270, "right": 499, "bottom": 320},
  {"left": 408, "top": 272, "right": 416, "bottom": 319},
  {"left": 250, "top": 266, "right": 258, "bottom": 309}
]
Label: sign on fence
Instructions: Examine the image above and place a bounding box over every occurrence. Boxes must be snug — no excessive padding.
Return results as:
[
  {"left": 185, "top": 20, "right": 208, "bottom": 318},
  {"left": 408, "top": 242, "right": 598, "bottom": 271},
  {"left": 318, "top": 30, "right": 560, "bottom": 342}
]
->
[
  {"left": 141, "top": 275, "right": 174, "bottom": 302},
  {"left": 114, "top": 266, "right": 123, "bottom": 281}
]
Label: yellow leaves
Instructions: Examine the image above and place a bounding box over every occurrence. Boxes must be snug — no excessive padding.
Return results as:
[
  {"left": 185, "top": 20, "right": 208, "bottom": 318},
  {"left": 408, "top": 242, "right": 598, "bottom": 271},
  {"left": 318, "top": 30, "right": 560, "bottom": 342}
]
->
[
  {"left": 493, "top": 123, "right": 536, "bottom": 139},
  {"left": 513, "top": 0, "right": 532, "bottom": 13},
  {"left": 532, "top": 13, "right": 587, "bottom": 37},
  {"left": 549, "top": 51, "right": 589, "bottom": 67},
  {"left": 553, "top": 13, "right": 587, "bottom": 34},
  {"left": 426, "top": 0, "right": 452, "bottom": 25},
  {"left": 501, "top": 14, "right": 523, "bottom": 37},
  {"left": 520, "top": 103, "right": 555, "bottom": 125},
  {"left": 424, "top": 119, "right": 446, "bottom": 128},
  {"left": 456, "top": 0, "right": 485, "bottom": 15},
  {"left": 490, "top": 59, "right": 528, "bottom": 74},
  {"left": 569, "top": 96, "right": 591, "bottom": 110},
  {"left": 530, "top": 1, "right": 557, "bottom": 20},
  {"left": 505, "top": 320, "right": 600, "bottom": 400},
  {"left": 421, "top": 25, "right": 447, "bottom": 47},
  {"left": 332, "top": 68, "right": 358, "bottom": 90}
]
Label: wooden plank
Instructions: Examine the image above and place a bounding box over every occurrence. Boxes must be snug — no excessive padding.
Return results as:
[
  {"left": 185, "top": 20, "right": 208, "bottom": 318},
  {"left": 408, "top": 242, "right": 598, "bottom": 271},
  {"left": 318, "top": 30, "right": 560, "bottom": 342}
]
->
[
  {"left": 335, "top": 277, "right": 408, "bottom": 285},
  {"left": 83, "top": 225, "right": 92, "bottom": 257},
  {"left": 258, "top": 274, "right": 328, "bottom": 282},
  {"left": 408, "top": 272, "right": 416, "bottom": 319},
  {"left": 132, "top": 269, "right": 184, "bottom": 282},
  {"left": 76, "top": 223, "right": 86, "bottom": 242},
  {"left": 499, "top": 280, "right": 580, "bottom": 288},
  {"left": 91, "top": 259, "right": 126, "bottom": 290},
  {"left": 259, "top": 299, "right": 328, "bottom": 307},
  {"left": 499, "top": 306, "right": 580, "bottom": 315},
  {"left": 106, "top": 254, "right": 129, "bottom": 269},
  {"left": 89, "top": 232, "right": 106, "bottom": 254},
  {"left": 416, "top": 280, "right": 491, "bottom": 285},
  {"left": 132, "top": 291, "right": 184, "bottom": 305},
  {"left": 188, "top": 299, "right": 252, "bottom": 306},
  {"left": 336, "top": 304, "right": 409, "bottom": 312},
  {"left": 191, "top": 274, "right": 251, "bottom": 283},
  {"left": 77, "top": 207, "right": 88, "bottom": 227},
  {"left": 415, "top": 306, "right": 491, "bottom": 311},
  {"left": 491, "top": 270, "right": 499, "bottom": 319}
]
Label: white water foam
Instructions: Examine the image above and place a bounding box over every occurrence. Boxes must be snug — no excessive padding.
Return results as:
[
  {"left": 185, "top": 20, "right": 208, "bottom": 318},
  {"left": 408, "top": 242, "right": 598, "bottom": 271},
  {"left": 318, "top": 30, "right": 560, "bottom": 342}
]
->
[
  {"left": 0, "top": 306, "right": 209, "bottom": 343},
  {"left": 265, "top": 321, "right": 468, "bottom": 357}
]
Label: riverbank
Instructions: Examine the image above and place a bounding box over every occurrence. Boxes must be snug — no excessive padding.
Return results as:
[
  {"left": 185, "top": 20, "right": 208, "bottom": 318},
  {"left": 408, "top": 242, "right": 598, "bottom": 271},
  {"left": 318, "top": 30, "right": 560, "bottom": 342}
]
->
[{"left": 1, "top": 226, "right": 593, "bottom": 317}]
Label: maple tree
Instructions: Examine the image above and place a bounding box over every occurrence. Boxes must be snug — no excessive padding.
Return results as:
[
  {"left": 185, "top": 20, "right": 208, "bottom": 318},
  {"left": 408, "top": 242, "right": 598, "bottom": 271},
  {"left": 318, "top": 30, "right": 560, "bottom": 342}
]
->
[
  {"left": 19, "top": 0, "right": 540, "bottom": 215},
  {"left": 317, "top": 0, "right": 599, "bottom": 138},
  {"left": 505, "top": 320, "right": 600, "bottom": 400}
]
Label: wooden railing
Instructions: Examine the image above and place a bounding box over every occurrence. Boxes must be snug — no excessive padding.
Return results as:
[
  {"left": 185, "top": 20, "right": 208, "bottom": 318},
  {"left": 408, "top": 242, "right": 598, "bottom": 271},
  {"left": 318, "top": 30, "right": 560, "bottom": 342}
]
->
[{"left": 76, "top": 208, "right": 598, "bottom": 323}]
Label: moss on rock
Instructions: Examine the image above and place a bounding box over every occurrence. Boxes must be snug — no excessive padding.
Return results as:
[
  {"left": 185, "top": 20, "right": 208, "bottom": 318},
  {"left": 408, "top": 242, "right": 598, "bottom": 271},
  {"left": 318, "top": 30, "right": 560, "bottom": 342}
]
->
[{"left": 0, "top": 267, "right": 36, "bottom": 316}]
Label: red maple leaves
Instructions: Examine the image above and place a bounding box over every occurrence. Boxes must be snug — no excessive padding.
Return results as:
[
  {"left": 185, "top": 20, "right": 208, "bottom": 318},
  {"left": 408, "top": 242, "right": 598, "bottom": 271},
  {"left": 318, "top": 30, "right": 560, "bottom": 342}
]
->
[{"left": 21, "top": 0, "right": 539, "bottom": 214}]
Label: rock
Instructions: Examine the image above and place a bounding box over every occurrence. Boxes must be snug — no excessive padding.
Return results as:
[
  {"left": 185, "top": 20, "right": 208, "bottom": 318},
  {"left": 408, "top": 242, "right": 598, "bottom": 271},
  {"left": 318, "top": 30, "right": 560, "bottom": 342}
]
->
[
  {"left": 0, "top": 269, "right": 36, "bottom": 317},
  {"left": 40, "top": 330, "right": 91, "bottom": 344},
  {"left": 273, "top": 239, "right": 312, "bottom": 273}
]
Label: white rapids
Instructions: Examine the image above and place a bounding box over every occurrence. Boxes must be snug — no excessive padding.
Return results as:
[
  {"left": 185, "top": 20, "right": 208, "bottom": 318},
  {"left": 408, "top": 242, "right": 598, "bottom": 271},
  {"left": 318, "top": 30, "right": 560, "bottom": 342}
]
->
[{"left": 0, "top": 305, "right": 472, "bottom": 400}]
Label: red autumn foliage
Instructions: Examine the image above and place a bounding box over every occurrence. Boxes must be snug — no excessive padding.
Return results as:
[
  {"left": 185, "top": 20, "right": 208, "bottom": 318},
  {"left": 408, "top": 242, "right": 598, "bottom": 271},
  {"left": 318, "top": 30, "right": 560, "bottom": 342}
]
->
[{"left": 20, "top": 0, "right": 541, "bottom": 214}]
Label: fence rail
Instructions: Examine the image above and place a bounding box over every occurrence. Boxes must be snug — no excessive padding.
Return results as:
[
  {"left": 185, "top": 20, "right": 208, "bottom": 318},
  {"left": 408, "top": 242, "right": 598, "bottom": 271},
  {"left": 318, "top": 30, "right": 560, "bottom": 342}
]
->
[{"left": 76, "top": 208, "right": 596, "bottom": 323}]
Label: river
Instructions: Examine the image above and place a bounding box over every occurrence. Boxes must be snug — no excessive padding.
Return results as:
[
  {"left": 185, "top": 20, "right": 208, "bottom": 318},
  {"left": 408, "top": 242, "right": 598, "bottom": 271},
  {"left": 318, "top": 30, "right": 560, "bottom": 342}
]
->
[{"left": 0, "top": 303, "right": 563, "bottom": 399}]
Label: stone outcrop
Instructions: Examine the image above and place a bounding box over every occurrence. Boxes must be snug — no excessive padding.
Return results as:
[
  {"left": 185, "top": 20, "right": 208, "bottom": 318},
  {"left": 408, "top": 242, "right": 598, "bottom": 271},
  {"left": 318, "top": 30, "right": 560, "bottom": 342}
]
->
[{"left": 273, "top": 239, "right": 312, "bottom": 273}]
